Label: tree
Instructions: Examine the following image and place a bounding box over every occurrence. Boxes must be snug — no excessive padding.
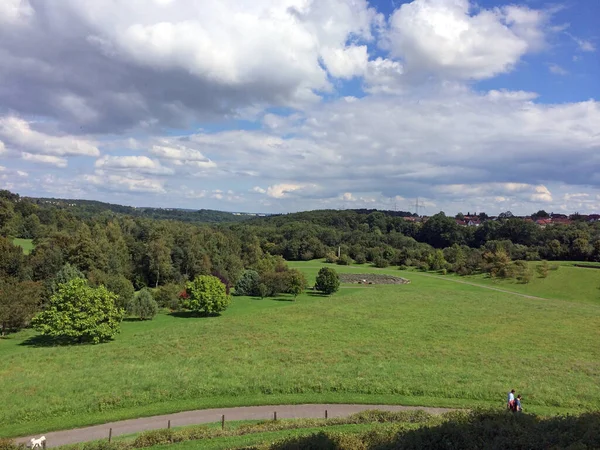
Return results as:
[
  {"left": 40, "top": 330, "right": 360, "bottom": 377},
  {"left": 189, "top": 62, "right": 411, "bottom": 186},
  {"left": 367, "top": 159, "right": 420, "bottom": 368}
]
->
[
  {"left": 127, "top": 289, "right": 158, "bottom": 320},
  {"left": 315, "top": 267, "right": 340, "bottom": 295},
  {"left": 147, "top": 238, "right": 172, "bottom": 287},
  {"left": 0, "top": 279, "right": 42, "bottom": 335},
  {"left": 104, "top": 274, "right": 135, "bottom": 310},
  {"left": 234, "top": 269, "right": 260, "bottom": 296},
  {"left": 286, "top": 269, "right": 307, "bottom": 300},
  {"left": 184, "top": 275, "right": 230, "bottom": 315},
  {"left": 32, "top": 278, "right": 124, "bottom": 344},
  {"left": 49, "top": 263, "right": 84, "bottom": 294}
]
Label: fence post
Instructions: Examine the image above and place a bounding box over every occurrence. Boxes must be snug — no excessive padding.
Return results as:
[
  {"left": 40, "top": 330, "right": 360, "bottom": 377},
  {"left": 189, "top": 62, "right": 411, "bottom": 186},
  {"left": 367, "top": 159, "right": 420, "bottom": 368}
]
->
[
  {"left": 108, "top": 428, "right": 112, "bottom": 443},
  {"left": 325, "top": 409, "right": 328, "bottom": 419},
  {"left": 274, "top": 411, "right": 277, "bottom": 421},
  {"left": 42, "top": 441, "right": 46, "bottom": 450},
  {"left": 168, "top": 420, "right": 171, "bottom": 429},
  {"left": 221, "top": 414, "right": 225, "bottom": 430}
]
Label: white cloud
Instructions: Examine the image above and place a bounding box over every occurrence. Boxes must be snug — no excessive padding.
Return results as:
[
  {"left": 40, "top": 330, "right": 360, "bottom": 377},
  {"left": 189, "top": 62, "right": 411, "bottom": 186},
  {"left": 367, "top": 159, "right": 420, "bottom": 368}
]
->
[
  {"left": 266, "top": 183, "right": 306, "bottom": 198},
  {"left": 0, "top": 0, "right": 33, "bottom": 25},
  {"left": 386, "top": 0, "right": 546, "bottom": 79},
  {"left": 549, "top": 64, "right": 568, "bottom": 76},
  {"left": 566, "top": 33, "right": 596, "bottom": 52},
  {"left": 21, "top": 152, "right": 67, "bottom": 168},
  {"left": 83, "top": 171, "right": 166, "bottom": 193},
  {"left": 320, "top": 45, "right": 368, "bottom": 79},
  {"left": 0, "top": 116, "right": 99, "bottom": 157},
  {"left": 95, "top": 155, "right": 174, "bottom": 175},
  {"left": 364, "top": 58, "right": 404, "bottom": 94},
  {"left": 252, "top": 186, "right": 266, "bottom": 194}
]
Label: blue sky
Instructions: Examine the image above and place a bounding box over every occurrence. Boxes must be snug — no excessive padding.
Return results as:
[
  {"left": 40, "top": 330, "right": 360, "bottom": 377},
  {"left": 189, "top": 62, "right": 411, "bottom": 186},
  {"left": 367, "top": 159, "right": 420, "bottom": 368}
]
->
[{"left": 0, "top": 0, "right": 598, "bottom": 215}]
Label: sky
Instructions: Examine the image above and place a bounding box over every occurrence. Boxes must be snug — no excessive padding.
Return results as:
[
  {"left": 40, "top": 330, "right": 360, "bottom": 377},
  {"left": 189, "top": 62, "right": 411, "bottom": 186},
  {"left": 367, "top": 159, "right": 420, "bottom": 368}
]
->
[{"left": 0, "top": 0, "right": 598, "bottom": 215}]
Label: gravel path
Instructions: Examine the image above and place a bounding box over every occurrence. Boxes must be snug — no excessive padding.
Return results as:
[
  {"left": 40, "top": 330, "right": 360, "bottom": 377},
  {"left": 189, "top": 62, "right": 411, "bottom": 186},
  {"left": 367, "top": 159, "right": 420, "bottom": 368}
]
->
[{"left": 16, "top": 404, "right": 454, "bottom": 448}]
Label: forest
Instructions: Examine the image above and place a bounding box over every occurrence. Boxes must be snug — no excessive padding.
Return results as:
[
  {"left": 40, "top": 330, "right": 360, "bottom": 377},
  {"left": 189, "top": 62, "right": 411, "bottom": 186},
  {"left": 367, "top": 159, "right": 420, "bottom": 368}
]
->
[{"left": 2, "top": 188, "right": 600, "bottom": 335}]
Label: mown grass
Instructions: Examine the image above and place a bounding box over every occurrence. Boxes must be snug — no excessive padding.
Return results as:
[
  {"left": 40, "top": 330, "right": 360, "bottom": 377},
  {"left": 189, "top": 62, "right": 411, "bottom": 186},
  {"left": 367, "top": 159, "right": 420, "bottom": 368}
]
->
[
  {"left": 10, "top": 238, "right": 35, "bottom": 255},
  {"left": 1, "top": 261, "right": 599, "bottom": 438}
]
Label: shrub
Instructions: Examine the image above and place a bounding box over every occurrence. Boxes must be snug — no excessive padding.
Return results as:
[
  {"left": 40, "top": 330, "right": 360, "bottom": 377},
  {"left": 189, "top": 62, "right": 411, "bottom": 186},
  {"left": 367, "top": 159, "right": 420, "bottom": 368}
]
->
[
  {"left": 234, "top": 269, "right": 260, "bottom": 296},
  {"left": 261, "top": 271, "right": 289, "bottom": 297},
  {"left": 324, "top": 252, "right": 338, "bottom": 264},
  {"left": 0, "top": 279, "right": 42, "bottom": 335},
  {"left": 354, "top": 254, "right": 366, "bottom": 264},
  {"left": 398, "top": 265, "right": 408, "bottom": 271},
  {"left": 336, "top": 255, "right": 352, "bottom": 266},
  {"left": 372, "top": 257, "right": 389, "bottom": 268},
  {"left": 153, "top": 283, "right": 182, "bottom": 309},
  {"left": 184, "top": 275, "right": 230, "bottom": 315},
  {"left": 32, "top": 278, "right": 124, "bottom": 344},
  {"left": 315, "top": 267, "right": 340, "bottom": 295},
  {"left": 127, "top": 288, "right": 158, "bottom": 320},
  {"left": 536, "top": 260, "right": 549, "bottom": 278},
  {"left": 258, "top": 283, "right": 268, "bottom": 299}
]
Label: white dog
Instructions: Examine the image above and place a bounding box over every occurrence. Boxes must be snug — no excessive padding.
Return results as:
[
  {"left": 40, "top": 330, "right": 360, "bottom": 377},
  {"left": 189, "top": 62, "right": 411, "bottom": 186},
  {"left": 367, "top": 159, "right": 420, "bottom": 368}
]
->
[{"left": 29, "top": 436, "right": 46, "bottom": 449}]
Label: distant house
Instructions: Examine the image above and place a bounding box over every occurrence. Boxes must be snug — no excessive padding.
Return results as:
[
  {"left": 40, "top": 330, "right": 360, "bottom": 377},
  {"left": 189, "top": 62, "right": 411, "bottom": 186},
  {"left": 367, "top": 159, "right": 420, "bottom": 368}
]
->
[
  {"left": 552, "top": 218, "right": 572, "bottom": 225},
  {"left": 536, "top": 219, "right": 552, "bottom": 228},
  {"left": 588, "top": 214, "right": 600, "bottom": 222}
]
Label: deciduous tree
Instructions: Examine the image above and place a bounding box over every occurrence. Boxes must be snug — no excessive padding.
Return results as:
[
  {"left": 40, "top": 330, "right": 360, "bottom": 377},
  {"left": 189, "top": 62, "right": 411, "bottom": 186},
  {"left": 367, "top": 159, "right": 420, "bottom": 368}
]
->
[
  {"left": 184, "top": 275, "right": 230, "bottom": 315},
  {"left": 32, "top": 278, "right": 124, "bottom": 344}
]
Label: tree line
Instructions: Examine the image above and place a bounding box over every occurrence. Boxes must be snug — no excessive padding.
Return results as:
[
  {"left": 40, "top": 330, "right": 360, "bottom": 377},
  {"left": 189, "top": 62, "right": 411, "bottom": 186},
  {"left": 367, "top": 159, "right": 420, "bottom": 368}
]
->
[{"left": 0, "top": 189, "right": 594, "bottom": 335}]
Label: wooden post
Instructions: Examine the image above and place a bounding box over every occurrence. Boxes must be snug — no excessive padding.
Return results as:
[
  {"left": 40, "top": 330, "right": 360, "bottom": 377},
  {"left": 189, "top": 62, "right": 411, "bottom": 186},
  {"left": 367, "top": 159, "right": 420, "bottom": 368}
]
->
[
  {"left": 274, "top": 411, "right": 277, "bottom": 421},
  {"left": 42, "top": 441, "right": 46, "bottom": 450},
  {"left": 221, "top": 414, "right": 225, "bottom": 430},
  {"left": 168, "top": 420, "right": 171, "bottom": 429},
  {"left": 108, "top": 428, "right": 112, "bottom": 443},
  {"left": 325, "top": 409, "right": 328, "bottom": 419}
]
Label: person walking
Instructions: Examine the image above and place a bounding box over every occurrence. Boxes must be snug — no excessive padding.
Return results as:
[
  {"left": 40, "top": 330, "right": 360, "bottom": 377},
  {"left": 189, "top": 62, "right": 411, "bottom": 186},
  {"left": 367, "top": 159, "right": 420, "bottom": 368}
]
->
[
  {"left": 515, "top": 394, "right": 523, "bottom": 412},
  {"left": 507, "top": 389, "right": 515, "bottom": 410}
]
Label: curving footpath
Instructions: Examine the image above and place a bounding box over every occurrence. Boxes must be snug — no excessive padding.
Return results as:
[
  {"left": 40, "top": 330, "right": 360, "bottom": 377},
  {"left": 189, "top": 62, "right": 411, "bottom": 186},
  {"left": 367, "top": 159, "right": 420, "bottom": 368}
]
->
[{"left": 16, "top": 404, "right": 454, "bottom": 448}]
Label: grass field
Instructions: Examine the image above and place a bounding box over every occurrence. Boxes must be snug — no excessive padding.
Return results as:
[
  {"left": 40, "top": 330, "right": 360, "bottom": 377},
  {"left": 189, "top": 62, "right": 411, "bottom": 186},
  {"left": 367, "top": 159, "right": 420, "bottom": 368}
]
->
[
  {"left": 11, "top": 238, "right": 35, "bottom": 255},
  {"left": 1, "top": 260, "right": 599, "bottom": 438}
]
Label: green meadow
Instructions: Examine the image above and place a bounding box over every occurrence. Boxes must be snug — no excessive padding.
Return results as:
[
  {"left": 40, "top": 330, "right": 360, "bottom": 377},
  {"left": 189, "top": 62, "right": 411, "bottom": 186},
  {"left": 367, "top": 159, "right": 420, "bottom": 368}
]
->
[
  {"left": 11, "top": 238, "right": 35, "bottom": 255},
  {"left": 1, "top": 261, "right": 599, "bottom": 438}
]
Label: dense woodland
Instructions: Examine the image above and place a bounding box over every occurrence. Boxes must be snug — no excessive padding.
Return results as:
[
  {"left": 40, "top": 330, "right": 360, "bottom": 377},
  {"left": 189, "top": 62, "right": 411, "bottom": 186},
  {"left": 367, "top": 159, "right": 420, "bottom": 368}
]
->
[{"left": 2, "top": 189, "right": 600, "bottom": 334}]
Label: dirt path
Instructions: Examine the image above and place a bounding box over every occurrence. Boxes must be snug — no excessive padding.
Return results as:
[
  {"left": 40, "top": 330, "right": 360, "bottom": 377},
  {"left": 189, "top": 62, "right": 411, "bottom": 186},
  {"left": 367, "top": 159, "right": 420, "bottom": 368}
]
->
[{"left": 16, "top": 404, "right": 454, "bottom": 448}]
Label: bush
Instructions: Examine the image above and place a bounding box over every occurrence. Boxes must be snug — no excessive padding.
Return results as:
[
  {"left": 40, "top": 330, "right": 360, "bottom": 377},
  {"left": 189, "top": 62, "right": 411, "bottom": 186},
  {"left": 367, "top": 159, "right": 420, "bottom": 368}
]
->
[
  {"left": 336, "top": 255, "right": 352, "bottom": 266},
  {"left": 315, "top": 267, "right": 340, "bottom": 295},
  {"left": 234, "top": 269, "right": 260, "bottom": 296},
  {"left": 153, "top": 283, "right": 182, "bottom": 309},
  {"left": 184, "top": 275, "right": 230, "bottom": 315},
  {"left": 398, "top": 265, "right": 408, "bottom": 271},
  {"left": 536, "top": 260, "right": 549, "bottom": 278},
  {"left": 354, "top": 254, "right": 366, "bottom": 264},
  {"left": 261, "top": 271, "right": 289, "bottom": 297},
  {"left": 127, "top": 288, "right": 158, "bottom": 320},
  {"left": 324, "top": 252, "right": 338, "bottom": 264},
  {"left": 372, "top": 257, "right": 389, "bottom": 268}
]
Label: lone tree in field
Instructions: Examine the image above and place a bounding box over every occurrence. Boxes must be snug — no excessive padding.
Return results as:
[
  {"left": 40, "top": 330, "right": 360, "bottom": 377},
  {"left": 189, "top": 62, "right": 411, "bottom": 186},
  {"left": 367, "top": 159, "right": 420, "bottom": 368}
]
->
[
  {"left": 287, "top": 269, "right": 307, "bottom": 300},
  {"left": 32, "top": 278, "right": 124, "bottom": 344},
  {"left": 184, "top": 275, "right": 230, "bottom": 315},
  {"left": 127, "top": 288, "right": 158, "bottom": 320},
  {"left": 315, "top": 267, "right": 340, "bottom": 295}
]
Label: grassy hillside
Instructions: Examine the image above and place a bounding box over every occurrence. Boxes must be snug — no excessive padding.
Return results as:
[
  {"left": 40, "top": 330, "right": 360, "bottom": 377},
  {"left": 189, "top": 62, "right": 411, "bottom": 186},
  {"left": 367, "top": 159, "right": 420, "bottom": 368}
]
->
[
  {"left": 11, "top": 238, "right": 34, "bottom": 255},
  {"left": 1, "top": 261, "right": 599, "bottom": 437}
]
